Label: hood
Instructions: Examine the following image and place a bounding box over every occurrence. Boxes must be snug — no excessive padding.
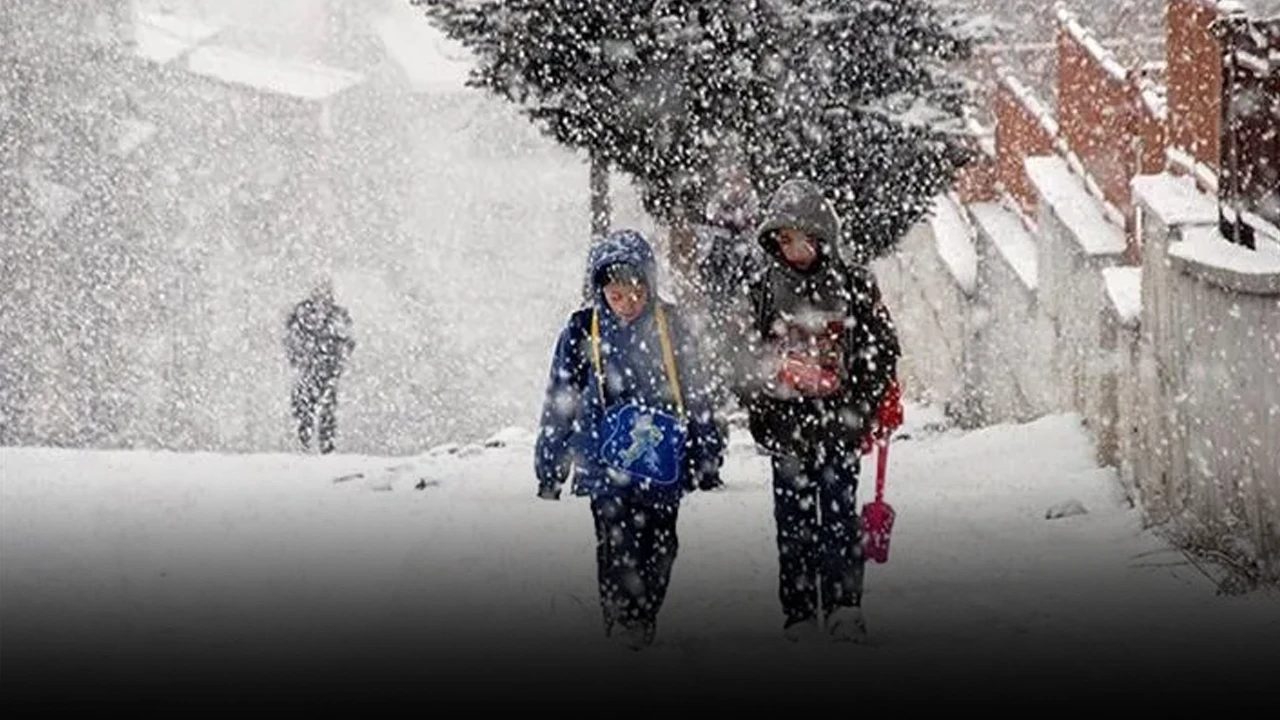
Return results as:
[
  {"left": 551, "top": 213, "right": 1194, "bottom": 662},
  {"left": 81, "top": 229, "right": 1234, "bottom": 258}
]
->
[
  {"left": 584, "top": 228, "right": 660, "bottom": 312},
  {"left": 755, "top": 178, "right": 843, "bottom": 270}
]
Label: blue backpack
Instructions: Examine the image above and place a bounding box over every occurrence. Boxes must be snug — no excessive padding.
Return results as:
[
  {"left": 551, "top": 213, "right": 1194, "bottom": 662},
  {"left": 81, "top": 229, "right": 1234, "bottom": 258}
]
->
[{"left": 589, "top": 305, "right": 689, "bottom": 492}]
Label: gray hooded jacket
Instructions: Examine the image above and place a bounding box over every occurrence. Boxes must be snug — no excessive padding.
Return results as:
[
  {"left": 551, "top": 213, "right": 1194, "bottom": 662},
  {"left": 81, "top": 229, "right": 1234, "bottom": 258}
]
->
[
  {"left": 741, "top": 178, "right": 900, "bottom": 456},
  {"left": 753, "top": 178, "right": 851, "bottom": 329}
]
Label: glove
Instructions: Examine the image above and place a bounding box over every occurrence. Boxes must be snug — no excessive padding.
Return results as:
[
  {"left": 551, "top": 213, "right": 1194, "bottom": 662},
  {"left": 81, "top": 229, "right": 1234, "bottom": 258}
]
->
[
  {"left": 537, "top": 481, "right": 562, "bottom": 501},
  {"left": 697, "top": 471, "right": 724, "bottom": 491},
  {"left": 861, "top": 377, "right": 903, "bottom": 455},
  {"left": 877, "top": 376, "right": 904, "bottom": 433}
]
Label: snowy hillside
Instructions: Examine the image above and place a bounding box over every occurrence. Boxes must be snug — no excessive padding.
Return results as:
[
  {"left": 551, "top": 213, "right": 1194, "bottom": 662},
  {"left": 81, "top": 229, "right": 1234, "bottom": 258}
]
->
[{"left": 5, "top": 403, "right": 1279, "bottom": 707}]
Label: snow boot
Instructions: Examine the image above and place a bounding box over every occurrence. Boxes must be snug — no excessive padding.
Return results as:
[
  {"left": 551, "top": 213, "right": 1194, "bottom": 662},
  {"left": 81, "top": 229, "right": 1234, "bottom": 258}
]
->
[
  {"left": 612, "top": 623, "right": 649, "bottom": 651},
  {"left": 783, "top": 616, "right": 821, "bottom": 643},
  {"left": 826, "top": 606, "right": 868, "bottom": 643}
]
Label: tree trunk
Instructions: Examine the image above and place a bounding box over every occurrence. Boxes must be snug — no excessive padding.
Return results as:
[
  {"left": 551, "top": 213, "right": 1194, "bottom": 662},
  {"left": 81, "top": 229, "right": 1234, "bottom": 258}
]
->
[
  {"left": 589, "top": 151, "right": 610, "bottom": 241},
  {"left": 581, "top": 152, "right": 612, "bottom": 303}
]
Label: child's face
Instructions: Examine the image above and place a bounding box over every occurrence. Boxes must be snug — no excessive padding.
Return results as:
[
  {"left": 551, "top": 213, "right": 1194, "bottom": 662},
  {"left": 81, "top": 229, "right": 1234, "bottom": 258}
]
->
[
  {"left": 777, "top": 228, "right": 818, "bottom": 268},
  {"left": 603, "top": 279, "right": 648, "bottom": 323}
]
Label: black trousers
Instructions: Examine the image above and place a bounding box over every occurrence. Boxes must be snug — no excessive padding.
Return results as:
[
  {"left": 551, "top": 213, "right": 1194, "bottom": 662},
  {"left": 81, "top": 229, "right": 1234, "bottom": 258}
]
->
[
  {"left": 589, "top": 491, "right": 681, "bottom": 635},
  {"left": 292, "top": 368, "right": 340, "bottom": 454},
  {"left": 769, "top": 442, "right": 865, "bottom": 625}
]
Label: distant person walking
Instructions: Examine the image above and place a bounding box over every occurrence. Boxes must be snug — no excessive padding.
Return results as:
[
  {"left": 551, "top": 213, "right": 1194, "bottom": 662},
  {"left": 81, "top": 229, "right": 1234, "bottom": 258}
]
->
[{"left": 285, "top": 279, "right": 356, "bottom": 454}]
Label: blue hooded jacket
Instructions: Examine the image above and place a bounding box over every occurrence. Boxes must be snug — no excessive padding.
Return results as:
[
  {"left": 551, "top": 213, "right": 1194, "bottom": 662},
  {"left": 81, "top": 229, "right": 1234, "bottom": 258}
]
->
[{"left": 535, "top": 229, "right": 724, "bottom": 501}]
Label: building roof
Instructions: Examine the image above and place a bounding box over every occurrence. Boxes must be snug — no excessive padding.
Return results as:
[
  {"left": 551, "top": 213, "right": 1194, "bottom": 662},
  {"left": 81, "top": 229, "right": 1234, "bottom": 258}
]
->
[
  {"left": 133, "top": 10, "right": 221, "bottom": 64},
  {"left": 184, "top": 44, "right": 364, "bottom": 101},
  {"left": 369, "top": 4, "right": 474, "bottom": 94}
]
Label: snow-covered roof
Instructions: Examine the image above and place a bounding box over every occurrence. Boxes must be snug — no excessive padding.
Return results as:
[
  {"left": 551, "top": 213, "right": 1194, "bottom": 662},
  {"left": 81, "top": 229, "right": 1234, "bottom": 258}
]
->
[
  {"left": 184, "top": 44, "right": 364, "bottom": 101},
  {"left": 133, "top": 11, "right": 221, "bottom": 65},
  {"left": 369, "top": 5, "right": 475, "bottom": 94}
]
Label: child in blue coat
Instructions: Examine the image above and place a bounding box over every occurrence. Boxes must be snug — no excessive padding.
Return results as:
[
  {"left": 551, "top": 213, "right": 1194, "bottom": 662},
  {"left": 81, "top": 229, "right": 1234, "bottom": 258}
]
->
[{"left": 535, "top": 228, "right": 725, "bottom": 650}]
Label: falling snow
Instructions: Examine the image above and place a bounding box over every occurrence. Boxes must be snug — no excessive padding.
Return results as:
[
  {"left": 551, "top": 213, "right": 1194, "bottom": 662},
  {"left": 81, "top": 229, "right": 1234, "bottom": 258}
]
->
[{"left": 2, "top": 0, "right": 1279, "bottom": 704}]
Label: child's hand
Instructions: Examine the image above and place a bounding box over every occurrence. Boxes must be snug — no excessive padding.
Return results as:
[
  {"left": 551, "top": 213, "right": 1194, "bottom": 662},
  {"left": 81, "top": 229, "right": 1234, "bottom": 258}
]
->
[
  {"left": 696, "top": 471, "right": 724, "bottom": 491},
  {"left": 860, "top": 377, "right": 903, "bottom": 454},
  {"left": 876, "top": 377, "right": 904, "bottom": 433},
  {"left": 537, "top": 483, "right": 561, "bottom": 501}
]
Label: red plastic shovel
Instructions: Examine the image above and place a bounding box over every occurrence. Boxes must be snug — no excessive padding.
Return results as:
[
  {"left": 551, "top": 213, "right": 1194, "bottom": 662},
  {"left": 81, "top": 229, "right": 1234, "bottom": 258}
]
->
[{"left": 860, "top": 436, "right": 895, "bottom": 564}]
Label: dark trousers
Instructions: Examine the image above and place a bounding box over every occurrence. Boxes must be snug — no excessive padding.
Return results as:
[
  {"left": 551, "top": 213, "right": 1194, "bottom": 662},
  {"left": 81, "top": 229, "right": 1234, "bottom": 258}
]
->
[
  {"left": 770, "top": 442, "right": 865, "bottom": 625},
  {"left": 291, "top": 368, "right": 339, "bottom": 454},
  {"left": 589, "top": 492, "right": 680, "bottom": 635}
]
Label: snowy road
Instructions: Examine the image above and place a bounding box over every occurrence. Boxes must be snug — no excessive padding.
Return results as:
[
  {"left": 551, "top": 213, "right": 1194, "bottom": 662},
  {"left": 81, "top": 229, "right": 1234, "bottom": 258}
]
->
[{"left": 4, "top": 405, "right": 1279, "bottom": 708}]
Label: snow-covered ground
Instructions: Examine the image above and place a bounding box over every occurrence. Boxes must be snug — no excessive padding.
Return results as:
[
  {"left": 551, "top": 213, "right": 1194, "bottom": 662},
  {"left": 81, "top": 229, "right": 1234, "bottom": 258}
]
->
[{"left": 5, "top": 403, "right": 1279, "bottom": 707}]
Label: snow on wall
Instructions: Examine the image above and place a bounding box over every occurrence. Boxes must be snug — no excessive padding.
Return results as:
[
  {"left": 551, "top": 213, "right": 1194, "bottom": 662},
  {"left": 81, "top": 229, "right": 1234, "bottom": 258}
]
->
[
  {"left": 1127, "top": 171, "right": 1280, "bottom": 571},
  {"left": 1165, "top": 147, "right": 1221, "bottom": 194},
  {"left": 927, "top": 193, "right": 979, "bottom": 294},
  {"left": 1132, "top": 172, "right": 1221, "bottom": 226},
  {"left": 1025, "top": 154, "right": 1129, "bottom": 453},
  {"left": 967, "top": 201, "right": 1057, "bottom": 425},
  {"left": 1156, "top": 230, "right": 1280, "bottom": 568},
  {"left": 871, "top": 210, "right": 972, "bottom": 418},
  {"left": 1024, "top": 155, "right": 1127, "bottom": 258},
  {"left": 1055, "top": 2, "right": 1128, "bottom": 81},
  {"left": 1172, "top": 225, "right": 1280, "bottom": 283},
  {"left": 1102, "top": 267, "right": 1142, "bottom": 327},
  {"left": 868, "top": 157, "right": 1280, "bottom": 572},
  {"left": 968, "top": 201, "right": 1038, "bottom": 291}
]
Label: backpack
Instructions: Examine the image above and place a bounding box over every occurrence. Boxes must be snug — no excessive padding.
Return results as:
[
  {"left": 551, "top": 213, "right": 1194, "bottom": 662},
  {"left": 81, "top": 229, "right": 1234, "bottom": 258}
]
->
[{"left": 588, "top": 305, "right": 689, "bottom": 491}]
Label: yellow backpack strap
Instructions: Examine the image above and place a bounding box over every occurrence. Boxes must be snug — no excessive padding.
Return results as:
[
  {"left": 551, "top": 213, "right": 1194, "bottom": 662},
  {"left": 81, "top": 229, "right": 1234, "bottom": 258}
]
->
[
  {"left": 590, "top": 308, "right": 605, "bottom": 402},
  {"left": 655, "top": 304, "right": 686, "bottom": 419}
]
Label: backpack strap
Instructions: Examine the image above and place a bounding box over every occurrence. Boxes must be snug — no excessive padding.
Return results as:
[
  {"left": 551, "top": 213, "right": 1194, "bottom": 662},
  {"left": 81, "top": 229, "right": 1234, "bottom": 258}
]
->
[
  {"left": 590, "top": 308, "right": 606, "bottom": 402},
  {"left": 590, "top": 306, "right": 686, "bottom": 420},
  {"left": 654, "top": 304, "right": 686, "bottom": 419}
]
